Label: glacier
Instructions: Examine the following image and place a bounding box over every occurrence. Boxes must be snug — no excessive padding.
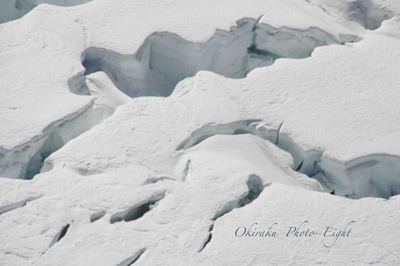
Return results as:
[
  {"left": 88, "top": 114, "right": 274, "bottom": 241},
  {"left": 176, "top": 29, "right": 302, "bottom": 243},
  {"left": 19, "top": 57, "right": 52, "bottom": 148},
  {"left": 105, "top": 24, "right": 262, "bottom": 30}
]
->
[{"left": 1, "top": 0, "right": 400, "bottom": 265}]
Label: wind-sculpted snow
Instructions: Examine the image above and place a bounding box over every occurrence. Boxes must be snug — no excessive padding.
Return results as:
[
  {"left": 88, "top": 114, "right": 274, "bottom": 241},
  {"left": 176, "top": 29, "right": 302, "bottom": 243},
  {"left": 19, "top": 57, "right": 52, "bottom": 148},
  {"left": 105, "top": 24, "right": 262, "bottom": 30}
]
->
[
  {"left": 177, "top": 120, "right": 400, "bottom": 199},
  {"left": 0, "top": 0, "right": 92, "bottom": 24},
  {"left": 71, "top": 17, "right": 358, "bottom": 98}
]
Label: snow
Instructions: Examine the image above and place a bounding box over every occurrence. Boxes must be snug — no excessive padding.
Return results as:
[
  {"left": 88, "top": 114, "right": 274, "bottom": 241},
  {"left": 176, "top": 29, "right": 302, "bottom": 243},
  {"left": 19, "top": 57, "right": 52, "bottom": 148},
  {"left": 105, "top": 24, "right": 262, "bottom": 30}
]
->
[
  {"left": 0, "top": 0, "right": 91, "bottom": 24},
  {"left": 77, "top": 17, "right": 355, "bottom": 98},
  {"left": 1, "top": 0, "right": 400, "bottom": 265}
]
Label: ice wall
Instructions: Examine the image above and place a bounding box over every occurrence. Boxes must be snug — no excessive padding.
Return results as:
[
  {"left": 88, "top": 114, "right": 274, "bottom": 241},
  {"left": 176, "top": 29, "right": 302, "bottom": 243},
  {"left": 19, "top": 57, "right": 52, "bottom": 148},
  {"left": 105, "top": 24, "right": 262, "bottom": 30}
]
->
[{"left": 74, "top": 17, "right": 358, "bottom": 98}]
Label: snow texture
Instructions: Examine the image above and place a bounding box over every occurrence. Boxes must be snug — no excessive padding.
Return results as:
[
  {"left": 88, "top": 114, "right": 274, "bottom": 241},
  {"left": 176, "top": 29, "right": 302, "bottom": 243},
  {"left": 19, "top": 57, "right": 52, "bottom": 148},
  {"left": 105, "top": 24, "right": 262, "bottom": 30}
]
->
[
  {"left": 0, "top": 0, "right": 92, "bottom": 24},
  {"left": 1, "top": 0, "right": 400, "bottom": 265}
]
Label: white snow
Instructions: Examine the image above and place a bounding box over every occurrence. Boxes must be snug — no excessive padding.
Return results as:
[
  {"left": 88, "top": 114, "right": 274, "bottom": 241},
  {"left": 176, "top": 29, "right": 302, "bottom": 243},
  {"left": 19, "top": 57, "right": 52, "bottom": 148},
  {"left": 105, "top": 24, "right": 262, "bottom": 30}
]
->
[
  {"left": 0, "top": 0, "right": 92, "bottom": 24},
  {"left": 1, "top": 0, "right": 400, "bottom": 265}
]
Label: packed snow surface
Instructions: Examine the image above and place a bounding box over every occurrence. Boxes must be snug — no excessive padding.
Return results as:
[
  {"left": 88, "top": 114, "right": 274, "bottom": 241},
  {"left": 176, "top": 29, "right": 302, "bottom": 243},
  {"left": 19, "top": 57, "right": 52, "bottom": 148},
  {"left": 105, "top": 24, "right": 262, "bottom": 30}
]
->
[{"left": 1, "top": 0, "right": 400, "bottom": 265}]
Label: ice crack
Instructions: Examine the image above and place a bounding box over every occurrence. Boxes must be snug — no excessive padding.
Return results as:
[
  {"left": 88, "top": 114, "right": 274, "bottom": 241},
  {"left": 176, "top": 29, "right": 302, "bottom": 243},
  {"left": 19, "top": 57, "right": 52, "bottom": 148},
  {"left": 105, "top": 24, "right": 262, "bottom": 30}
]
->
[
  {"left": 177, "top": 120, "right": 400, "bottom": 199},
  {"left": 70, "top": 17, "right": 359, "bottom": 98},
  {"left": 199, "top": 175, "right": 265, "bottom": 252}
]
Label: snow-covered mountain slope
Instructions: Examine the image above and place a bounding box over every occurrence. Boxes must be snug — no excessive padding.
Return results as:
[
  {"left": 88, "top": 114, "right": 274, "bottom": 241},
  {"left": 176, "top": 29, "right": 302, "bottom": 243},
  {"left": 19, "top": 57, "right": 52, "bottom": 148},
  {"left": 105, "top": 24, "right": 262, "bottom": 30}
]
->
[{"left": 1, "top": 0, "right": 400, "bottom": 265}]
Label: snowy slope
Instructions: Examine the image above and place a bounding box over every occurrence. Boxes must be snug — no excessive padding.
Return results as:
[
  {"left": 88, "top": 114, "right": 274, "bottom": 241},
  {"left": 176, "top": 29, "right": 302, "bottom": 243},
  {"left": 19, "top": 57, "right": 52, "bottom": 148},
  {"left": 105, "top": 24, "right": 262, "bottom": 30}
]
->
[
  {"left": 1, "top": 0, "right": 400, "bottom": 265},
  {"left": 0, "top": 0, "right": 91, "bottom": 23}
]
